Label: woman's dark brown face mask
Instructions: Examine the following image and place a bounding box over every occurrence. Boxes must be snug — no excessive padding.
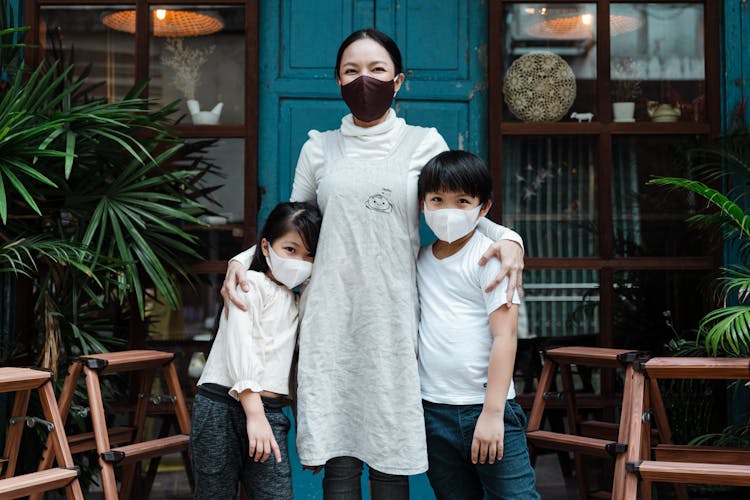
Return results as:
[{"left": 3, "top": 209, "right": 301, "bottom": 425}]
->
[{"left": 340, "top": 75, "right": 396, "bottom": 123}]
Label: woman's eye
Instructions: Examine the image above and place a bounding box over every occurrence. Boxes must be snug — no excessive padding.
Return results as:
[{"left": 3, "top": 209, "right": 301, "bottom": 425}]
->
[{"left": 345, "top": 69, "right": 357, "bottom": 74}]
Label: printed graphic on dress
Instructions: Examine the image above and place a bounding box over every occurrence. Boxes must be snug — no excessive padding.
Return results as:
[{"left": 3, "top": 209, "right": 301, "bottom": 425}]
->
[{"left": 365, "top": 188, "right": 393, "bottom": 213}]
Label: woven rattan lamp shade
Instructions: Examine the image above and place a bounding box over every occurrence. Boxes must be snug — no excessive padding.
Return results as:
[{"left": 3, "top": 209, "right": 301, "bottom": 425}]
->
[
  {"left": 527, "top": 12, "right": 643, "bottom": 39},
  {"left": 102, "top": 9, "right": 224, "bottom": 37}
]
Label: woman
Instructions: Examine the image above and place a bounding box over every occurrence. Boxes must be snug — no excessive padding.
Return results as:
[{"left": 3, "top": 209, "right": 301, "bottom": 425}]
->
[{"left": 221, "top": 29, "right": 524, "bottom": 499}]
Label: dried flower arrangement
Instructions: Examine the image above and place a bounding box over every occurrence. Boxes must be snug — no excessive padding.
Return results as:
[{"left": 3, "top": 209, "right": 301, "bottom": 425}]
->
[
  {"left": 160, "top": 37, "right": 215, "bottom": 100},
  {"left": 612, "top": 57, "right": 642, "bottom": 102}
]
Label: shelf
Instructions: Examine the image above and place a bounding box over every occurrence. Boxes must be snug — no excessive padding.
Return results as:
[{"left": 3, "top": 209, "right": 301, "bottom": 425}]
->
[
  {"left": 171, "top": 124, "right": 247, "bottom": 138},
  {"left": 525, "top": 256, "right": 715, "bottom": 271},
  {"left": 499, "top": 121, "right": 711, "bottom": 136},
  {"left": 190, "top": 260, "right": 230, "bottom": 274}
]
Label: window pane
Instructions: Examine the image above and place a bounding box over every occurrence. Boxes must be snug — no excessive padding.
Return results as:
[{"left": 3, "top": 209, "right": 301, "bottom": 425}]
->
[
  {"left": 611, "top": 3, "right": 705, "bottom": 122},
  {"left": 150, "top": 5, "right": 245, "bottom": 125},
  {"left": 613, "top": 270, "right": 707, "bottom": 352},
  {"left": 612, "top": 135, "right": 707, "bottom": 257},
  {"left": 182, "top": 138, "right": 246, "bottom": 262},
  {"left": 501, "top": 3, "right": 597, "bottom": 122},
  {"left": 502, "top": 136, "right": 598, "bottom": 258},
  {"left": 39, "top": 5, "right": 135, "bottom": 102},
  {"left": 148, "top": 275, "right": 222, "bottom": 341},
  {"left": 523, "top": 270, "right": 600, "bottom": 338}
]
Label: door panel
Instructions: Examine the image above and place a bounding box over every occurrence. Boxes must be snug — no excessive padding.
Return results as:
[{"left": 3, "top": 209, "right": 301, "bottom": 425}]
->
[{"left": 260, "top": 3, "right": 486, "bottom": 497}]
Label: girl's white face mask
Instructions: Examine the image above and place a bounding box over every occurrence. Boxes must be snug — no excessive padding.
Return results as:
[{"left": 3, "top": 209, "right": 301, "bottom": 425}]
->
[
  {"left": 265, "top": 246, "right": 312, "bottom": 289},
  {"left": 423, "top": 204, "right": 482, "bottom": 243}
]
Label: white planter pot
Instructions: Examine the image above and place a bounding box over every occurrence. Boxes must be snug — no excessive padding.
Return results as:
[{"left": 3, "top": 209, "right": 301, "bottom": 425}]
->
[{"left": 612, "top": 102, "right": 635, "bottom": 122}]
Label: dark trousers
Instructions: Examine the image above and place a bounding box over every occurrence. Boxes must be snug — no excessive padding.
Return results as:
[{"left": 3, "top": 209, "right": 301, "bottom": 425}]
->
[
  {"left": 190, "top": 390, "right": 292, "bottom": 500},
  {"left": 323, "top": 456, "right": 409, "bottom": 500}
]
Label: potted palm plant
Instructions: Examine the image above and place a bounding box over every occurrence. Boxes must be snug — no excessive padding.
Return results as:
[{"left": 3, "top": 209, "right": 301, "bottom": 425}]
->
[
  {"left": 648, "top": 105, "right": 750, "bottom": 474},
  {"left": 0, "top": 0, "right": 219, "bottom": 483}
]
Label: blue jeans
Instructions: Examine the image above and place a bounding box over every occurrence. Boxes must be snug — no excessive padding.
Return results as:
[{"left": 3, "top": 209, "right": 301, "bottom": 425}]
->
[{"left": 422, "top": 399, "right": 540, "bottom": 500}]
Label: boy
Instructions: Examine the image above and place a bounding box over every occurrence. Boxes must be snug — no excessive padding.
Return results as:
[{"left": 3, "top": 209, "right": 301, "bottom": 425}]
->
[{"left": 417, "top": 150, "right": 539, "bottom": 499}]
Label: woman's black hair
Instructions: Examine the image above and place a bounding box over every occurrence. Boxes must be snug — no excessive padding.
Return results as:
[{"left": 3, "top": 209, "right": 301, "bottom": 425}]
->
[
  {"left": 418, "top": 150, "right": 493, "bottom": 204},
  {"left": 249, "top": 201, "right": 323, "bottom": 273},
  {"left": 334, "top": 29, "right": 403, "bottom": 79}
]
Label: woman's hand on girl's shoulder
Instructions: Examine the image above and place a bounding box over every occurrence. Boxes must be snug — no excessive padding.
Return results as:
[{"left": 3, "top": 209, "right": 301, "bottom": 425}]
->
[{"left": 221, "top": 260, "right": 251, "bottom": 317}]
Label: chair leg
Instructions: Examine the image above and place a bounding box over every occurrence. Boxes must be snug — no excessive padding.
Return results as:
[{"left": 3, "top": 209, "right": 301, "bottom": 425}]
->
[
  {"left": 38, "top": 380, "right": 85, "bottom": 500},
  {"left": 2, "top": 389, "right": 31, "bottom": 479},
  {"left": 611, "top": 364, "right": 635, "bottom": 499},
  {"left": 560, "top": 364, "right": 588, "bottom": 499},
  {"left": 120, "top": 369, "right": 156, "bottom": 500},
  {"left": 621, "top": 369, "right": 646, "bottom": 500},
  {"left": 36, "top": 362, "right": 82, "bottom": 479},
  {"left": 84, "top": 366, "right": 119, "bottom": 500}
]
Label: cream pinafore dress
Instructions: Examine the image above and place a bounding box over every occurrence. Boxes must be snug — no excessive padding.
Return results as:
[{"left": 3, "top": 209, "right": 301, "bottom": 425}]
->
[{"left": 295, "top": 123, "right": 430, "bottom": 475}]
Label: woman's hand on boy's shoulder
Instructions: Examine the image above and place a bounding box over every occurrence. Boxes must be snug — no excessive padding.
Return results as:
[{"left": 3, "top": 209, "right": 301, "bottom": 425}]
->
[
  {"left": 479, "top": 239, "right": 524, "bottom": 304},
  {"left": 221, "top": 260, "right": 251, "bottom": 317}
]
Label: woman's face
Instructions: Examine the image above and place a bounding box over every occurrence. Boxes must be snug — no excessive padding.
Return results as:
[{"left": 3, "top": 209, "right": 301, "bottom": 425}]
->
[{"left": 337, "top": 38, "right": 403, "bottom": 92}]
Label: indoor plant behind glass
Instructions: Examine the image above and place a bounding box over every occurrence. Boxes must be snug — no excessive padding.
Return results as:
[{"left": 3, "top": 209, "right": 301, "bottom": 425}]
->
[
  {"left": 611, "top": 57, "right": 642, "bottom": 122},
  {"left": 612, "top": 78, "right": 642, "bottom": 122}
]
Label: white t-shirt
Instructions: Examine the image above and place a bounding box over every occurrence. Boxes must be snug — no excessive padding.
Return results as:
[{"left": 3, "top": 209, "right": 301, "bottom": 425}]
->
[
  {"left": 417, "top": 231, "right": 521, "bottom": 405},
  {"left": 198, "top": 271, "right": 299, "bottom": 399}
]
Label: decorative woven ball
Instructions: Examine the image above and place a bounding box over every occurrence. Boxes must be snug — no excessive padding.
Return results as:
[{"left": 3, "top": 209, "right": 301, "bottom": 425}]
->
[{"left": 503, "top": 52, "right": 577, "bottom": 122}]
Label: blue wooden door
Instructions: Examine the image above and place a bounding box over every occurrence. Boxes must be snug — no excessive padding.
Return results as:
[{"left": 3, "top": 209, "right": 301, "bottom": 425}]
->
[{"left": 259, "top": 2, "right": 487, "bottom": 498}]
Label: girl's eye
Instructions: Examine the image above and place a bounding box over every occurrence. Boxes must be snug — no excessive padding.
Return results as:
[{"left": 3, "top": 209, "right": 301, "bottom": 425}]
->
[
  {"left": 430, "top": 196, "right": 442, "bottom": 202},
  {"left": 459, "top": 199, "right": 471, "bottom": 204},
  {"left": 283, "top": 247, "right": 296, "bottom": 253}
]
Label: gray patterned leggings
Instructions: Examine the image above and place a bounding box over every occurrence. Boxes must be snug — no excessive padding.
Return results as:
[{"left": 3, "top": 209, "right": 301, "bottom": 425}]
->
[{"left": 190, "top": 391, "right": 292, "bottom": 500}]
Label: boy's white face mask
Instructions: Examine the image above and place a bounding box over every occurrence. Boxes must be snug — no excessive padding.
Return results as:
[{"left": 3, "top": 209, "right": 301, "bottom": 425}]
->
[
  {"left": 265, "top": 246, "right": 312, "bottom": 289},
  {"left": 423, "top": 204, "right": 482, "bottom": 244}
]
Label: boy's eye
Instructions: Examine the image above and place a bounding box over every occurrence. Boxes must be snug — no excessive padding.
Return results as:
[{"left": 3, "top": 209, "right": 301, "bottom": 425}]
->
[
  {"left": 458, "top": 198, "right": 472, "bottom": 204},
  {"left": 429, "top": 196, "right": 442, "bottom": 202}
]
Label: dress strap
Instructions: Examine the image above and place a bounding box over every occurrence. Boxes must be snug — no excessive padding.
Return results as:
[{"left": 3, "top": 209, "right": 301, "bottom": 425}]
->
[
  {"left": 322, "top": 130, "right": 345, "bottom": 164},
  {"left": 392, "top": 125, "right": 431, "bottom": 161}
]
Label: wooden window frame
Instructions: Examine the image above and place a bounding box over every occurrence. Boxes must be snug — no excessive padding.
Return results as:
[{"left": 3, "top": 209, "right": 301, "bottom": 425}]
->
[
  {"left": 25, "top": 0, "right": 259, "bottom": 275},
  {"left": 488, "top": 0, "right": 721, "bottom": 352}
]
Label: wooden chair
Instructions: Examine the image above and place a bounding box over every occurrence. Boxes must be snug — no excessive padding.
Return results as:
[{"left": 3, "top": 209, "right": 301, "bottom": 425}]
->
[
  {"left": 34, "top": 350, "right": 191, "bottom": 500},
  {"left": 526, "top": 346, "right": 644, "bottom": 499},
  {"left": 0, "top": 367, "right": 84, "bottom": 499},
  {"left": 615, "top": 357, "right": 750, "bottom": 500}
]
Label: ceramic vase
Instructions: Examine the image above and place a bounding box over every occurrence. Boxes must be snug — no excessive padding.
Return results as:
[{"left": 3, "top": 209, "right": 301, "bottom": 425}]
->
[
  {"left": 612, "top": 102, "right": 635, "bottom": 122},
  {"left": 187, "top": 99, "right": 224, "bottom": 125}
]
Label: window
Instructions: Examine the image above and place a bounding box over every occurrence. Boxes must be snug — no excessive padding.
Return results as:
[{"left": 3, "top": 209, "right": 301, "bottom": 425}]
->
[
  {"left": 490, "top": 1, "right": 719, "bottom": 351},
  {"left": 27, "top": 0, "right": 259, "bottom": 342}
]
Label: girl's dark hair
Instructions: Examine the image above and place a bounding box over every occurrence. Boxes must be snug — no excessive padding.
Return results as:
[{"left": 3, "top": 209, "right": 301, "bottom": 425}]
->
[
  {"left": 249, "top": 201, "right": 323, "bottom": 273},
  {"left": 334, "top": 29, "right": 403, "bottom": 78},
  {"left": 418, "top": 151, "right": 493, "bottom": 204}
]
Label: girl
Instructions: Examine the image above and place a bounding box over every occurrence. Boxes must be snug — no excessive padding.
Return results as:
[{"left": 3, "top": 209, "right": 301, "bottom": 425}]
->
[
  {"left": 222, "top": 30, "right": 525, "bottom": 499},
  {"left": 190, "top": 201, "right": 322, "bottom": 500}
]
